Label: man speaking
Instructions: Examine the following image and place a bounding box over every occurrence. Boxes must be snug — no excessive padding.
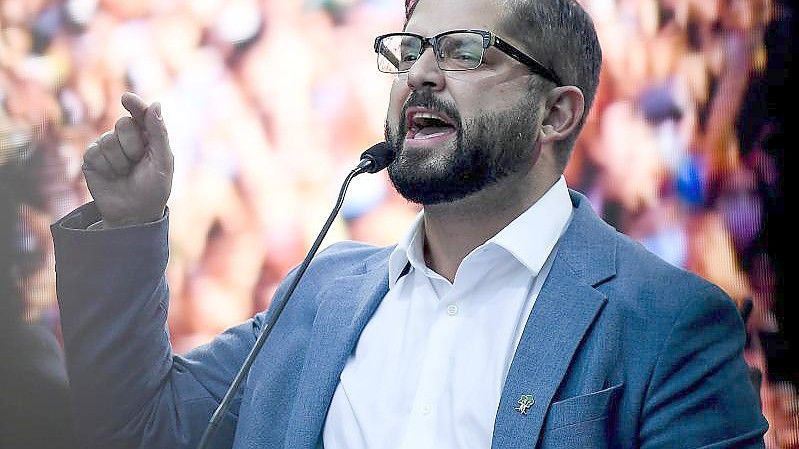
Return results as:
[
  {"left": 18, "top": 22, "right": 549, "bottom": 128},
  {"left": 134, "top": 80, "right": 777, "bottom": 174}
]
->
[{"left": 51, "top": 0, "right": 767, "bottom": 447}]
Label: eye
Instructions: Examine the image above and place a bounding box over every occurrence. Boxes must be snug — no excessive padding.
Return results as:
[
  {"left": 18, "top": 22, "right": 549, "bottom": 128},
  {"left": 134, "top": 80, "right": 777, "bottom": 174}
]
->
[
  {"left": 452, "top": 51, "right": 481, "bottom": 62},
  {"left": 436, "top": 35, "right": 484, "bottom": 68}
]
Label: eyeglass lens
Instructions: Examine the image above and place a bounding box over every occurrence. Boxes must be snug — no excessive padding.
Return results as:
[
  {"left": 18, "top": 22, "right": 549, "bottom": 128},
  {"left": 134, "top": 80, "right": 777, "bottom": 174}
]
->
[{"left": 377, "top": 33, "right": 485, "bottom": 73}]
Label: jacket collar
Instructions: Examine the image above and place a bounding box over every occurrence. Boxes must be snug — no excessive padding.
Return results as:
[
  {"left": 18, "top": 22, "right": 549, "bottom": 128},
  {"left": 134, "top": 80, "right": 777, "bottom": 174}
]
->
[{"left": 555, "top": 189, "right": 617, "bottom": 288}]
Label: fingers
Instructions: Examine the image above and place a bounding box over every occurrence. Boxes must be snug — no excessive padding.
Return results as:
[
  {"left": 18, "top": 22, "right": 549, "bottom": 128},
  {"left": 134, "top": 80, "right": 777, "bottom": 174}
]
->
[
  {"left": 120, "top": 92, "right": 148, "bottom": 127},
  {"left": 142, "top": 102, "right": 173, "bottom": 168},
  {"left": 115, "top": 116, "right": 146, "bottom": 163},
  {"left": 122, "top": 92, "right": 172, "bottom": 168},
  {"left": 83, "top": 94, "right": 172, "bottom": 178},
  {"left": 82, "top": 141, "right": 113, "bottom": 176},
  {"left": 96, "top": 131, "right": 133, "bottom": 176}
]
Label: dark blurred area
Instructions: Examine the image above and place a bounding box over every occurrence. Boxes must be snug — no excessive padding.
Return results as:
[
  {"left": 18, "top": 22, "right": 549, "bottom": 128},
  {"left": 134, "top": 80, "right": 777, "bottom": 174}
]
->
[
  {"left": 1, "top": 146, "right": 77, "bottom": 449},
  {"left": 736, "top": 0, "right": 792, "bottom": 390}
]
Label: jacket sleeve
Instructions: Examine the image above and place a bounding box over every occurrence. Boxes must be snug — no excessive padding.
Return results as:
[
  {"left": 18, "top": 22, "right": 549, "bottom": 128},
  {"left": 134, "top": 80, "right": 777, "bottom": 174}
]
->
[
  {"left": 639, "top": 283, "right": 769, "bottom": 448},
  {"left": 52, "top": 202, "right": 261, "bottom": 449}
]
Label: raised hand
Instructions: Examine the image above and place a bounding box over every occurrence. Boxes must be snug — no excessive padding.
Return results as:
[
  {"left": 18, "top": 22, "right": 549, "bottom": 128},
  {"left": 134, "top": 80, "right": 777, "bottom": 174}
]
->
[{"left": 82, "top": 92, "right": 174, "bottom": 228}]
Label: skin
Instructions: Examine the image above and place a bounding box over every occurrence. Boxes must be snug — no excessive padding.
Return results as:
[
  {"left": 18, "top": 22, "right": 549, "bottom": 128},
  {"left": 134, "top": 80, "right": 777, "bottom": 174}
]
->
[
  {"left": 386, "top": 0, "right": 586, "bottom": 281},
  {"left": 83, "top": 93, "right": 173, "bottom": 228}
]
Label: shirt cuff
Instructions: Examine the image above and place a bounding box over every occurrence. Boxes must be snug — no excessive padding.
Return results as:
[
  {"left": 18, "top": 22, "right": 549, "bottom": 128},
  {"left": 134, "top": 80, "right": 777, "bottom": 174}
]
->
[{"left": 54, "top": 202, "right": 167, "bottom": 231}]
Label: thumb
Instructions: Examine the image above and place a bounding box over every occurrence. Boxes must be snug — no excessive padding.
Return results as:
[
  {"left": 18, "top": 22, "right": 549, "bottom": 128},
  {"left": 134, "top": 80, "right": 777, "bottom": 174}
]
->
[{"left": 143, "top": 102, "right": 173, "bottom": 169}]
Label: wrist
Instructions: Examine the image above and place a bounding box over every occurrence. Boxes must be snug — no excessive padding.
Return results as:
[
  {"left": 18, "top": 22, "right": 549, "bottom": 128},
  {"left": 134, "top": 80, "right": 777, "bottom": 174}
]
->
[{"left": 101, "top": 209, "right": 166, "bottom": 229}]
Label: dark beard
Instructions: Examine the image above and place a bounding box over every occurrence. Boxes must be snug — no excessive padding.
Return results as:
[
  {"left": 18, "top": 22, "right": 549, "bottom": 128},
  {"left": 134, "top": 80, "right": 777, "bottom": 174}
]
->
[{"left": 385, "top": 91, "right": 538, "bottom": 205}]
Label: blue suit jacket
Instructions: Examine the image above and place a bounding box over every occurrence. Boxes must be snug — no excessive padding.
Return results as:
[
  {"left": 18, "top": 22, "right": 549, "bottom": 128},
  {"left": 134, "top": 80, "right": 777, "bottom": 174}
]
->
[{"left": 51, "top": 190, "right": 767, "bottom": 449}]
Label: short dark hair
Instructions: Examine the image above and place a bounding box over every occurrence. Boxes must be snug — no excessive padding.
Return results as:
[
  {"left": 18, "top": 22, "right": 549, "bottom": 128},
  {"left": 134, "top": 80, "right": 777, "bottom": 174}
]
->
[{"left": 499, "top": 0, "right": 602, "bottom": 166}]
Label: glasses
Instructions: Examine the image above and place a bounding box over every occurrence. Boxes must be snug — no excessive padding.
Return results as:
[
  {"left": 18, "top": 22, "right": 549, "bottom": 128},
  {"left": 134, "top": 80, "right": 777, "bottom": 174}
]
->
[{"left": 374, "top": 29, "right": 562, "bottom": 86}]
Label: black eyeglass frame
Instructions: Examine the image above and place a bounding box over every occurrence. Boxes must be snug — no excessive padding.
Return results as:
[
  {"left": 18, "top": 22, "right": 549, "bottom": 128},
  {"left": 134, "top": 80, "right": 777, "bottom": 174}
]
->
[{"left": 374, "top": 29, "right": 563, "bottom": 86}]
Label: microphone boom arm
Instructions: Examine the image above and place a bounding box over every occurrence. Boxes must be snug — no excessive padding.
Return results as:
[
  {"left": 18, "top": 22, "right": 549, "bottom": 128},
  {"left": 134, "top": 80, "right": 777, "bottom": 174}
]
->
[{"left": 196, "top": 145, "right": 388, "bottom": 449}]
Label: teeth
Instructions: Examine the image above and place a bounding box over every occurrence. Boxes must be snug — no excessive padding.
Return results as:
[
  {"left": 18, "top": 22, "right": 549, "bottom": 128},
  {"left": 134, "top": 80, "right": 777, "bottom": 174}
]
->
[
  {"left": 415, "top": 112, "right": 443, "bottom": 120},
  {"left": 410, "top": 111, "right": 449, "bottom": 128}
]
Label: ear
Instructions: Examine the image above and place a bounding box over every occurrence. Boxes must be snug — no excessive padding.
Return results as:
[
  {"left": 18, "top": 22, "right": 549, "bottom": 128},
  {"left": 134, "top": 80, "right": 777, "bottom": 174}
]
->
[{"left": 539, "top": 86, "right": 585, "bottom": 144}]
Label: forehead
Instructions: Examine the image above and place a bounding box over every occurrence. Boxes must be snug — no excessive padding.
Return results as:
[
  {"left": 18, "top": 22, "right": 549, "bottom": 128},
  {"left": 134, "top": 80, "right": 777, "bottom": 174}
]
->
[{"left": 405, "top": 0, "right": 506, "bottom": 35}]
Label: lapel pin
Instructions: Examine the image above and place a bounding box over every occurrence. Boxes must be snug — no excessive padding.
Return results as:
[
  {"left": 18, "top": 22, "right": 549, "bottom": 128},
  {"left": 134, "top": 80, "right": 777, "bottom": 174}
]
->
[{"left": 515, "top": 394, "right": 535, "bottom": 415}]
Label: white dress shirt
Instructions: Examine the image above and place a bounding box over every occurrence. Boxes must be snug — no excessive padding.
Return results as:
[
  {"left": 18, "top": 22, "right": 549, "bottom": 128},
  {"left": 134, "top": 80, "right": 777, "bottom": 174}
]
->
[{"left": 323, "top": 176, "right": 573, "bottom": 449}]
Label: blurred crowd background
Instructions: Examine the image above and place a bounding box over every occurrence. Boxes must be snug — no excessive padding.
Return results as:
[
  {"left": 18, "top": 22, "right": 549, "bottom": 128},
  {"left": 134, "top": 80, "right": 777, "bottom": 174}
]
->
[{"left": 0, "top": 0, "right": 794, "bottom": 447}]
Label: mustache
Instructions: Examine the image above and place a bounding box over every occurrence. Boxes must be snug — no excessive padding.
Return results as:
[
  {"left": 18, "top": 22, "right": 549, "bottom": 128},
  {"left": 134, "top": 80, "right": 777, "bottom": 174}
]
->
[{"left": 400, "top": 90, "right": 461, "bottom": 128}]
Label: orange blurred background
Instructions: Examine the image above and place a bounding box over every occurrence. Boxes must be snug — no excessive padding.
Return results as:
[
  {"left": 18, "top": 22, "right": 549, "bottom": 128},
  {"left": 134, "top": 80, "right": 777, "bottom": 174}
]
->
[{"left": 1, "top": 0, "right": 794, "bottom": 446}]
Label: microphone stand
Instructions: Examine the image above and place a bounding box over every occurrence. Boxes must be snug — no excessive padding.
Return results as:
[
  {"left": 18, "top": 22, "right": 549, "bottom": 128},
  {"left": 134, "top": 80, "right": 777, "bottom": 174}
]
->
[{"left": 196, "top": 149, "right": 386, "bottom": 449}]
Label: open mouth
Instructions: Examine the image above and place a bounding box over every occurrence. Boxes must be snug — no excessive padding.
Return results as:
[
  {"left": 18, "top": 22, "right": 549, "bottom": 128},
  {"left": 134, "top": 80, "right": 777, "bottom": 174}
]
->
[{"left": 405, "top": 108, "right": 457, "bottom": 141}]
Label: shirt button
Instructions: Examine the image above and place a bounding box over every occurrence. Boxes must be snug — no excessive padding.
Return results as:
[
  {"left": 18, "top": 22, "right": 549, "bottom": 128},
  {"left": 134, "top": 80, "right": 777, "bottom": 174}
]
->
[
  {"left": 446, "top": 304, "right": 459, "bottom": 316},
  {"left": 422, "top": 404, "right": 432, "bottom": 415}
]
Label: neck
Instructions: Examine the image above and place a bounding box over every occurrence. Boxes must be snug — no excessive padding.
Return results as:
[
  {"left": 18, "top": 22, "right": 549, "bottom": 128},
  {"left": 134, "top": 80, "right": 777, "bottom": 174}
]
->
[{"left": 421, "top": 171, "right": 560, "bottom": 282}]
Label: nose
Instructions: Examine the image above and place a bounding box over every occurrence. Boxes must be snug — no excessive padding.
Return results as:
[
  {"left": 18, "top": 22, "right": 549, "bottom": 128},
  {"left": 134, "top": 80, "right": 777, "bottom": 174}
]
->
[{"left": 406, "top": 46, "right": 446, "bottom": 91}]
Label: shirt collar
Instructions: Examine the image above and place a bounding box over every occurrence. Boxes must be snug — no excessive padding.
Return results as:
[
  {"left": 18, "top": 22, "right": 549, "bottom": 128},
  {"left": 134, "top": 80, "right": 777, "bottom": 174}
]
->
[
  {"left": 487, "top": 176, "right": 572, "bottom": 275},
  {"left": 388, "top": 176, "right": 572, "bottom": 287},
  {"left": 388, "top": 211, "right": 425, "bottom": 288}
]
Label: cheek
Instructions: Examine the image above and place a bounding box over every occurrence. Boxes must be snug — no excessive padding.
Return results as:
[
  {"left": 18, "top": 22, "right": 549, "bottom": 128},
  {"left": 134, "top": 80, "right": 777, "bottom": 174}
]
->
[
  {"left": 452, "top": 80, "right": 524, "bottom": 121},
  {"left": 387, "top": 78, "right": 410, "bottom": 121}
]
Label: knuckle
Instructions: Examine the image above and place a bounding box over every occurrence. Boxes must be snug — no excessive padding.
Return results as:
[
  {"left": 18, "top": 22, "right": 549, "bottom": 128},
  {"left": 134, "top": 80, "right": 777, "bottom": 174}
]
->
[
  {"left": 100, "top": 131, "right": 118, "bottom": 145},
  {"left": 115, "top": 116, "right": 134, "bottom": 134},
  {"left": 84, "top": 143, "right": 101, "bottom": 160},
  {"left": 83, "top": 149, "right": 107, "bottom": 172},
  {"left": 99, "top": 132, "right": 120, "bottom": 152},
  {"left": 98, "top": 131, "right": 116, "bottom": 149}
]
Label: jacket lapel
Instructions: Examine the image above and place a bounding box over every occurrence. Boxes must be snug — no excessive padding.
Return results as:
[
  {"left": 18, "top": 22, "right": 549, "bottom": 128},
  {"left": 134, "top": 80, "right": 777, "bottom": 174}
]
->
[
  {"left": 282, "top": 249, "right": 391, "bottom": 449},
  {"left": 279, "top": 190, "right": 617, "bottom": 449},
  {"left": 492, "top": 190, "right": 617, "bottom": 449}
]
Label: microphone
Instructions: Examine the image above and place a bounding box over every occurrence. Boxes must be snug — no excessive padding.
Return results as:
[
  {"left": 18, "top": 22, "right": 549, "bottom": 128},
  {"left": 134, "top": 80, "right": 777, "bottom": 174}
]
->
[
  {"left": 356, "top": 141, "right": 395, "bottom": 174},
  {"left": 196, "top": 142, "right": 393, "bottom": 449}
]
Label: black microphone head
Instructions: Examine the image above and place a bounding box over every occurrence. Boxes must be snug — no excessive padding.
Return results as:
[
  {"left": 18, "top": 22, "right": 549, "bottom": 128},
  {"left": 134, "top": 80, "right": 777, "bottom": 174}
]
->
[{"left": 359, "top": 142, "right": 394, "bottom": 173}]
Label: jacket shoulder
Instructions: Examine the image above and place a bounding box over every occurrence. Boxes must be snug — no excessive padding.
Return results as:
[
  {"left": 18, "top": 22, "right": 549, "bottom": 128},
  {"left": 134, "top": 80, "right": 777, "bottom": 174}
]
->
[
  {"left": 611, "top": 230, "right": 727, "bottom": 300},
  {"left": 310, "top": 240, "right": 394, "bottom": 275}
]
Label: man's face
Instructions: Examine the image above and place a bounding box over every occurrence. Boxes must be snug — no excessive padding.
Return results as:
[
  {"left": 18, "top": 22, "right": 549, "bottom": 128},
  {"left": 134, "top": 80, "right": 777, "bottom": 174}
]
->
[{"left": 384, "top": 0, "right": 543, "bottom": 205}]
